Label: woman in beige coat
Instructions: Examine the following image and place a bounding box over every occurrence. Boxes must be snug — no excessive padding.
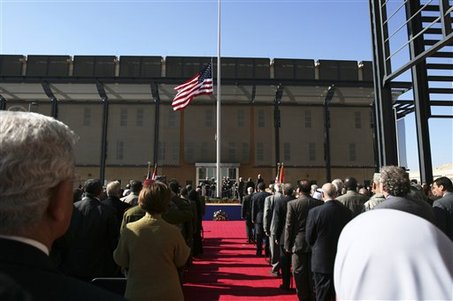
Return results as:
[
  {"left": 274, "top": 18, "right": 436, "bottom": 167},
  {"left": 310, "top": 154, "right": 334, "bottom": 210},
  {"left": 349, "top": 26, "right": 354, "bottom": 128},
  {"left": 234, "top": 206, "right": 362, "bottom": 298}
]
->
[{"left": 114, "top": 182, "right": 191, "bottom": 301}]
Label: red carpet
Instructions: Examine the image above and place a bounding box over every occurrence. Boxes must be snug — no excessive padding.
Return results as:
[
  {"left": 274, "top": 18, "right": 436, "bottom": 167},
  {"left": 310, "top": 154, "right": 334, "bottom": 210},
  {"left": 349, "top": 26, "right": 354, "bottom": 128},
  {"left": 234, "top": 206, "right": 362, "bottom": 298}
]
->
[{"left": 183, "top": 221, "right": 298, "bottom": 301}]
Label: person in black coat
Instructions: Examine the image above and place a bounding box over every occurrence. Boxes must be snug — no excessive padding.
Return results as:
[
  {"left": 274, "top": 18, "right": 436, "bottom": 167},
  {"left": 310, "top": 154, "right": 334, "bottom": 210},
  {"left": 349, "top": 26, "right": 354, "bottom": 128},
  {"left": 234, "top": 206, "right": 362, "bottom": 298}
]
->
[
  {"left": 251, "top": 182, "right": 271, "bottom": 256},
  {"left": 103, "top": 180, "right": 131, "bottom": 228},
  {"left": 241, "top": 186, "right": 255, "bottom": 243},
  {"left": 0, "top": 112, "right": 125, "bottom": 300},
  {"left": 284, "top": 179, "right": 324, "bottom": 300},
  {"left": 306, "top": 183, "right": 353, "bottom": 301},
  {"left": 60, "top": 179, "right": 120, "bottom": 281}
]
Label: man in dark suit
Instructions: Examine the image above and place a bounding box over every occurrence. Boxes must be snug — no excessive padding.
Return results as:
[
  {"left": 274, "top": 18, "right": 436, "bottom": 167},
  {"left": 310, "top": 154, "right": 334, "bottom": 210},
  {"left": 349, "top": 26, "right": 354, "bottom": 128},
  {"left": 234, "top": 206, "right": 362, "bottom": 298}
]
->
[
  {"left": 251, "top": 181, "right": 271, "bottom": 256},
  {"left": 336, "top": 177, "right": 369, "bottom": 217},
  {"left": 271, "top": 183, "right": 295, "bottom": 290},
  {"left": 61, "top": 179, "right": 120, "bottom": 281},
  {"left": 104, "top": 180, "right": 131, "bottom": 228},
  {"left": 431, "top": 176, "right": 453, "bottom": 240},
  {"left": 0, "top": 112, "right": 125, "bottom": 300},
  {"left": 284, "top": 179, "right": 324, "bottom": 300},
  {"left": 306, "top": 183, "right": 352, "bottom": 301},
  {"left": 241, "top": 186, "right": 255, "bottom": 243}
]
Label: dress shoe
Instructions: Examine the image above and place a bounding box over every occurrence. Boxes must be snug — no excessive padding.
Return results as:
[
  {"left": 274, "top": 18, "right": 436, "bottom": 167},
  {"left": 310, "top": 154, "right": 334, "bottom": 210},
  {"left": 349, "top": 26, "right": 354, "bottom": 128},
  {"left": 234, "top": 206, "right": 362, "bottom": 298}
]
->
[{"left": 279, "top": 284, "right": 290, "bottom": 291}]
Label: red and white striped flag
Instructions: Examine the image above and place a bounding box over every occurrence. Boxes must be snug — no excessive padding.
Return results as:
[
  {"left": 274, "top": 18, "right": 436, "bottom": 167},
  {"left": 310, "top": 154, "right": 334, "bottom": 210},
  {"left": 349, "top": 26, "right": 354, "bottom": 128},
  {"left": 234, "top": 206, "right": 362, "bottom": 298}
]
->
[{"left": 172, "top": 63, "right": 213, "bottom": 111}]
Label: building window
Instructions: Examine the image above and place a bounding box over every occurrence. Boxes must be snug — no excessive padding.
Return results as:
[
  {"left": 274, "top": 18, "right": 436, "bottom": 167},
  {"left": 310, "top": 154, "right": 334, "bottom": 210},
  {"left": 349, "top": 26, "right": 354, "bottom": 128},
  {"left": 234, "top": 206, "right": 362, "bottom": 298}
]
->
[
  {"left": 258, "top": 110, "right": 265, "bottom": 128},
  {"left": 237, "top": 110, "right": 245, "bottom": 128},
  {"left": 116, "top": 140, "right": 124, "bottom": 160},
  {"left": 242, "top": 142, "right": 249, "bottom": 161},
  {"left": 83, "top": 107, "right": 91, "bottom": 126},
  {"left": 349, "top": 143, "right": 357, "bottom": 161},
  {"left": 205, "top": 110, "right": 213, "bottom": 128},
  {"left": 158, "top": 142, "right": 166, "bottom": 161},
  {"left": 309, "top": 143, "right": 316, "bottom": 161},
  {"left": 257, "top": 142, "right": 264, "bottom": 162},
  {"left": 354, "top": 111, "right": 362, "bottom": 129},
  {"left": 305, "top": 110, "right": 312, "bottom": 128},
  {"left": 120, "top": 108, "right": 128, "bottom": 127},
  {"left": 168, "top": 111, "right": 176, "bottom": 128},
  {"left": 201, "top": 142, "right": 208, "bottom": 159},
  {"left": 136, "top": 108, "right": 144, "bottom": 126},
  {"left": 283, "top": 142, "right": 291, "bottom": 161},
  {"left": 228, "top": 142, "right": 236, "bottom": 162},
  {"left": 186, "top": 142, "right": 194, "bottom": 162}
]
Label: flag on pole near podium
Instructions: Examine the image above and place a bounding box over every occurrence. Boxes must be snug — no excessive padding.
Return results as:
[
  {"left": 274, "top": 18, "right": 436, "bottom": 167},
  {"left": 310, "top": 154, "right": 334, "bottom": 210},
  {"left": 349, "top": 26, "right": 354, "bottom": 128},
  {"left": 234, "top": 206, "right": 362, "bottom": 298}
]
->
[
  {"left": 172, "top": 63, "right": 213, "bottom": 111},
  {"left": 144, "top": 162, "right": 157, "bottom": 186}
]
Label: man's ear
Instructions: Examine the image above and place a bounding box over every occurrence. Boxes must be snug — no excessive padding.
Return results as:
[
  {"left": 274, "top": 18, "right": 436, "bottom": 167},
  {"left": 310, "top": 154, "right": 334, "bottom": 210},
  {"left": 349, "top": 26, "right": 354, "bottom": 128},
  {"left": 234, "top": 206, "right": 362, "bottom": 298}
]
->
[{"left": 47, "top": 179, "right": 73, "bottom": 223}]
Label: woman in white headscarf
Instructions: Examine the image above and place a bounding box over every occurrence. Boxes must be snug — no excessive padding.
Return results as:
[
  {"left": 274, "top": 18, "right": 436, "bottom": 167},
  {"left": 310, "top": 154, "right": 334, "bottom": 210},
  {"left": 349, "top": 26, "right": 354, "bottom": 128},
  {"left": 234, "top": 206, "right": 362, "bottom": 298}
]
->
[{"left": 334, "top": 209, "right": 453, "bottom": 300}]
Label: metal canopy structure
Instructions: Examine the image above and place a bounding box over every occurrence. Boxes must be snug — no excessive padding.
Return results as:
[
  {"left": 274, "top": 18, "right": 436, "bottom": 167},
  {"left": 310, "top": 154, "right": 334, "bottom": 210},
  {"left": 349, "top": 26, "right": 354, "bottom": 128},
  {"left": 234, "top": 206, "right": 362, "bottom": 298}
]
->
[
  {"left": 369, "top": 0, "right": 453, "bottom": 184},
  {"left": 0, "top": 55, "right": 408, "bottom": 183}
]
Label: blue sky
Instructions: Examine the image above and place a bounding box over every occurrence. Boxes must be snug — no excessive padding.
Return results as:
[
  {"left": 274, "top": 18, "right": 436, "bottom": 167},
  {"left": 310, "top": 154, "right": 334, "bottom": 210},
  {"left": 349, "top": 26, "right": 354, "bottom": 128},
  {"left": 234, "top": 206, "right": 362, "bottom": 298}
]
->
[{"left": 1, "top": 0, "right": 452, "bottom": 171}]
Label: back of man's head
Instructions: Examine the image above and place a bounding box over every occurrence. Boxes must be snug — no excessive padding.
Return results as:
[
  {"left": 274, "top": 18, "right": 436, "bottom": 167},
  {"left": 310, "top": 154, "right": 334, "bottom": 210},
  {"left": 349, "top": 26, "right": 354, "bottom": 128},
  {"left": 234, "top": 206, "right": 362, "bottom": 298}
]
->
[
  {"left": 344, "top": 177, "right": 358, "bottom": 191},
  {"left": 83, "top": 179, "right": 103, "bottom": 196},
  {"left": 130, "top": 180, "right": 143, "bottom": 193},
  {"left": 297, "top": 179, "right": 312, "bottom": 196},
  {"left": 332, "top": 178, "right": 344, "bottom": 194},
  {"left": 257, "top": 181, "right": 266, "bottom": 191},
  {"left": 169, "top": 180, "right": 181, "bottom": 194},
  {"left": 0, "top": 112, "right": 77, "bottom": 236},
  {"left": 322, "top": 183, "right": 337, "bottom": 199},
  {"left": 380, "top": 165, "right": 410, "bottom": 197},
  {"left": 106, "top": 180, "right": 121, "bottom": 197}
]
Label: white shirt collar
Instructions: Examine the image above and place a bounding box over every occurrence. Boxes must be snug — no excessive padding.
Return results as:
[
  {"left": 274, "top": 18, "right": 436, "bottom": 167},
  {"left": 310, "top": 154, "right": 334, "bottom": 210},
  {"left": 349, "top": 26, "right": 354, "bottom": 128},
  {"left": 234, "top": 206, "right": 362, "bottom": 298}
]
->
[{"left": 0, "top": 235, "right": 49, "bottom": 256}]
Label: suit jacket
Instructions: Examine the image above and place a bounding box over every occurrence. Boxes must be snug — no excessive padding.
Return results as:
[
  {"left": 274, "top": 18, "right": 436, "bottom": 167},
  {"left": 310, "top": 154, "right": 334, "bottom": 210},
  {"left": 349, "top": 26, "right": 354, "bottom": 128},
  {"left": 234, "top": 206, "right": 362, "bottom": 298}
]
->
[
  {"left": 60, "top": 195, "right": 119, "bottom": 280},
  {"left": 375, "top": 195, "right": 435, "bottom": 223},
  {"left": 337, "top": 190, "right": 369, "bottom": 217},
  {"left": 284, "top": 195, "right": 324, "bottom": 253},
  {"left": 114, "top": 214, "right": 190, "bottom": 301},
  {"left": 0, "top": 238, "right": 125, "bottom": 301},
  {"left": 264, "top": 193, "right": 282, "bottom": 235},
  {"left": 433, "top": 191, "right": 453, "bottom": 240},
  {"left": 103, "top": 195, "right": 132, "bottom": 227},
  {"left": 251, "top": 191, "right": 271, "bottom": 224},
  {"left": 271, "top": 195, "right": 295, "bottom": 244},
  {"left": 241, "top": 193, "right": 254, "bottom": 221},
  {"left": 306, "top": 200, "right": 352, "bottom": 274}
]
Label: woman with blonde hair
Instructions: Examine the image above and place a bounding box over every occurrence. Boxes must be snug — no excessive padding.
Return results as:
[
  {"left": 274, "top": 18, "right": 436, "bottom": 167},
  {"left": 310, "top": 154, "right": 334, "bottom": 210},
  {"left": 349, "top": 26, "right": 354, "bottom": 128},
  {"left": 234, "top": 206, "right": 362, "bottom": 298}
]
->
[{"left": 114, "top": 181, "right": 190, "bottom": 301}]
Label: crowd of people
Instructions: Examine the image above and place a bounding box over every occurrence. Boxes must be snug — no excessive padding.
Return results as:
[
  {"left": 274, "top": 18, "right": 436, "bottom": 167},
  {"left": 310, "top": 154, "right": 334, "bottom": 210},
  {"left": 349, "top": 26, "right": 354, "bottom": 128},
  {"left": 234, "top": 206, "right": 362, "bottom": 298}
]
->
[
  {"left": 0, "top": 111, "right": 452, "bottom": 301},
  {"left": 239, "top": 167, "right": 453, "bottom": 300}
]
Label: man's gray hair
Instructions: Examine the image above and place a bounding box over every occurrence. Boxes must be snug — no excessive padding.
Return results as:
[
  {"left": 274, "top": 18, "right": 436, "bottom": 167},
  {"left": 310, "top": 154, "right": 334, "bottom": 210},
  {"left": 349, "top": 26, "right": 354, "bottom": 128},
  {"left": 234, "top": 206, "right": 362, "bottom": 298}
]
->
[
  {"left": 106, "top": 181, "right": 122, "bottom": 197},
  {"left": 0, "top": 112, "right": 77, "bottom": 234},
  {"left": 372, "top": 173, "right": 381, "bottom": 184},
  {"left": 379, "top": 165, "right": 410, "bottom": 197}
]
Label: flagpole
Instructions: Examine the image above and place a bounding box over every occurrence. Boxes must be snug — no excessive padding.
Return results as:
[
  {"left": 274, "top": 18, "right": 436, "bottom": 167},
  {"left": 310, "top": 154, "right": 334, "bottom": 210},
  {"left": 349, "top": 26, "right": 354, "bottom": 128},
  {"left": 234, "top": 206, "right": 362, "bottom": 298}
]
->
[{"left": 216, "top": 0, "right": 222, "bottom": 198}]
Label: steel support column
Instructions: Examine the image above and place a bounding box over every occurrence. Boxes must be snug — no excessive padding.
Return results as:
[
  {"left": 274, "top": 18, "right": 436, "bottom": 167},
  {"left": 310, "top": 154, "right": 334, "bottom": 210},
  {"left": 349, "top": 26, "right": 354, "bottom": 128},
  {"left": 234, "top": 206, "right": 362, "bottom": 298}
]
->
[
  {"left": 96, "top": 82, "right": 109, "bottom": 184},
  {"left": 0, "top": 95, "right": 6, "bottom": 110},
  {"left": 369, "top": 0, "right": 399, "bottom": 167},
  {"left": 42, "top": 81, "right": 58, "bottom": 119},
  {"left": 273, "top": 84, "right": 283, "bottom": 167},
  {"left": 151, "top": 82, "right": 160, "bottom": 168},
  {"left": 405, "top": 0, "right": 433, "bottom": 184},
  {"left": 324, "top": 85, "right": 335, "bottom": 182}
]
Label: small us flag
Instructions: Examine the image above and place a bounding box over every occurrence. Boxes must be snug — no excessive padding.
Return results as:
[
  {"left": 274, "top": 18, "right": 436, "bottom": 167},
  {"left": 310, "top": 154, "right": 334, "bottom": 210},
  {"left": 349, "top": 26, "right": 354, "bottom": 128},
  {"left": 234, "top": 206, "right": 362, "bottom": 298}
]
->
[{"left": 172, "top": 63, "right": 213, "bottom": 111}]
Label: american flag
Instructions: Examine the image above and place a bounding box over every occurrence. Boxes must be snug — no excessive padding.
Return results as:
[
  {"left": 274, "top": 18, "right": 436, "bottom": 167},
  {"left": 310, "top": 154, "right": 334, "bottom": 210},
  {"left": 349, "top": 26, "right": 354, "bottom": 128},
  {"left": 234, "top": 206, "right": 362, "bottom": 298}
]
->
[{"left": 172, "top": 63, "right": 213, "bottom": 111}]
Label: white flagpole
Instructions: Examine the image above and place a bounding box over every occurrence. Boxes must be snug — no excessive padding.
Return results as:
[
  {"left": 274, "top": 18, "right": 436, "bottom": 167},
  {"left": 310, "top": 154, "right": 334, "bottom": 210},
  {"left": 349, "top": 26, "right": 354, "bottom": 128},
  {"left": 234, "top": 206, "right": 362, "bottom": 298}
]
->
[{"left": 216, "top": 0, "right": 222, "bottom": 198}]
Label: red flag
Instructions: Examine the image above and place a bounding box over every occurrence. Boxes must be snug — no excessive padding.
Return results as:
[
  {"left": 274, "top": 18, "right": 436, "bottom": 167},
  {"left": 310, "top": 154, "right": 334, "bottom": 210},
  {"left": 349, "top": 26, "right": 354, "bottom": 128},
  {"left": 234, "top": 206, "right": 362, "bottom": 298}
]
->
[
  {"left": 278, "top": 163, "right": 285, "bottom": 184},
  {"left": 144, "top": 162, "right": 157, "bottom": 186},
  {"left": 172, "top": 63, "right": 213, "bottom": 111},
  {"left": 275, "top": 163, "right": 281, "bottom": 184}
]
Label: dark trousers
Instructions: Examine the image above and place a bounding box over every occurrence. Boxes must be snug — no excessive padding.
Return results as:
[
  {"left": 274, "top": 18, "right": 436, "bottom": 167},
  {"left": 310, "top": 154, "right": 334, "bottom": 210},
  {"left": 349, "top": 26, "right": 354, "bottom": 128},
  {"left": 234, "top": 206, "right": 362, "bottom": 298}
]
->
[
  {"left": 279, "top": 244, "right": 291, "bottom": 288},
  {"left": 292, "top": 251, "right": 313, "bottom": 301},
  {"left": 245, "top": 218, "right": 254, "bottom": 242},
  {"left": 312, "top": 272, "right": 335, "bottom": 301},
  {"left": 255, "top": 223, "right": 269, "bottom": 256}
]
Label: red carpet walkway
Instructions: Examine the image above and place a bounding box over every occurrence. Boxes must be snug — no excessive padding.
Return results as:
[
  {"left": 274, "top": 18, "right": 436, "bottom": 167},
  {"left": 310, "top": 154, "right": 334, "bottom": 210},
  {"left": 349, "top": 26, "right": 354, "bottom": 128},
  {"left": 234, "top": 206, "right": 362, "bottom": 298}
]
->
[{"left": 183, "top": 221, "right": 298, "bottom": 301}]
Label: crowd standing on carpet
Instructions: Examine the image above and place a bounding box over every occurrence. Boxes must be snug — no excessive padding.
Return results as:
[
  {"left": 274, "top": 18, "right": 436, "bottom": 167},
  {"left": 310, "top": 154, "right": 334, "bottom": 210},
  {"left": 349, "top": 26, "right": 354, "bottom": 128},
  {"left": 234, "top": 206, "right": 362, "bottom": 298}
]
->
[
  {"left": 240, "top": 167, "right": 453, "bottom": 301},
  {"left": 0, "top": 111, "right": 452, "bottom": 301}
]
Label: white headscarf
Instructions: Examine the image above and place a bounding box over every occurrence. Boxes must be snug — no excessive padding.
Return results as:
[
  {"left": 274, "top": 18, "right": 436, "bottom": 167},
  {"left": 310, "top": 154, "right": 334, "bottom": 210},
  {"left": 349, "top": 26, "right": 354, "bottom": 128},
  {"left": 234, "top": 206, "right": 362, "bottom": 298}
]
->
[{"left": 334, "top": 209, "right": 453, "bottom": 300}]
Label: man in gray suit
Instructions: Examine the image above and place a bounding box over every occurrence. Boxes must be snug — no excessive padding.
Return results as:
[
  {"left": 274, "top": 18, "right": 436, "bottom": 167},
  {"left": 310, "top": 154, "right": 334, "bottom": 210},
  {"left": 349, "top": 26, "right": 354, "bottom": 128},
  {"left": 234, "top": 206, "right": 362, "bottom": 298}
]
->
[
  {"left": 375, "top": 165, "right": 434, "bottom": 223},
  {"left": 431, "top": 176, "right": 453, "bottom": 240},
  {"left": 336, "top": 177, "right": 369, "bottom": 217}
]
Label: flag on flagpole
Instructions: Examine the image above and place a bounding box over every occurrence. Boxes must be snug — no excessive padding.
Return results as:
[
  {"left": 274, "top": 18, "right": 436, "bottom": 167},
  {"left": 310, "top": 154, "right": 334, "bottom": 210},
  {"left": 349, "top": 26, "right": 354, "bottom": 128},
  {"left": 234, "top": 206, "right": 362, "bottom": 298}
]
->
[
  {"left": 144, "top": 162, "right": 157, "bottom": 186},
  {"left": 275, "top": 163, "right": 281, "bottom": 184},
  {"left": 172, "top": 63, "right": 213, "bottom": 111},
  {"left": 278, "top": 163, "right": 285, "bottom": 184}
]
